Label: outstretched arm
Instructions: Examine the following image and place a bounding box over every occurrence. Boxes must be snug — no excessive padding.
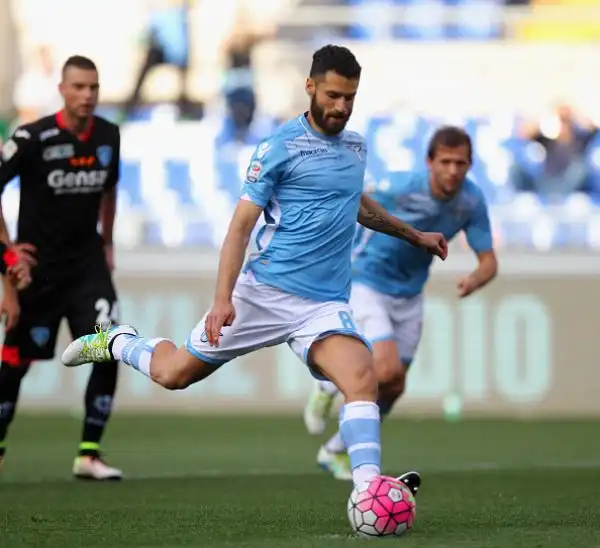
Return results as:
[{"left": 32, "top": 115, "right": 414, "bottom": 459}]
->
[
  {"left": 205, "top": 198, "right": 264, "bottom": 346},
  {"left": 358, "top": 193, "right": 422, "bottom": 245},
  {"left": 358, "top": 193, "right": 447, "bottom": 259},
  {"left": 214, "top": 199, "right": 263, "bottom": 305}
]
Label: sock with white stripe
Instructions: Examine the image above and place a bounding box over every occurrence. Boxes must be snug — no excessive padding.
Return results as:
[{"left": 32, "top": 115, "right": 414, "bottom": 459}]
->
[
  {"left": 339, "top": 401, "right": 381, "bottom": 488},
  {"left": 325, "top": 395, "right": 397, "bottom": 453},
  {"left": 111, "top": 335, "right": 170, "bottom": 378}
]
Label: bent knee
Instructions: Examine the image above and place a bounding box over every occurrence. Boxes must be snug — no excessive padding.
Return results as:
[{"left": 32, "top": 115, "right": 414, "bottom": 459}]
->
[
  {"left": 152, "top": 352, "right": 219, "bottom": 391},
  {"left": 376, "top": 359, "right": 407, "bottom": 395},
  {"left": 152, "top": 369, "right": 193, "bottom": 391},
  {"left": 342, "top": 363, "right": 378, "bottom": 401}
]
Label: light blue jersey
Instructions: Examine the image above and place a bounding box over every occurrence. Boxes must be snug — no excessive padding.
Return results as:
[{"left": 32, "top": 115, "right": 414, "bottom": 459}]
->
[
  {"left": 353, "top": 170, "right": 493, "bottom": 297},
  {"left": 241, "top": 114, "right": 367, "bottom": 302}
]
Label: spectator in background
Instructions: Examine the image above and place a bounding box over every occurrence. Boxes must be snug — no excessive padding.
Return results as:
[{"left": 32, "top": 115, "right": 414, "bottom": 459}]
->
[
  {"left": 221, "top": 7, "right": 275, "bottom": 142},
  {"left": 12, "top": 45, "right": 62, "bottom": 126},
  {"left": 122, "top": 0, "right": 201, "bottom": 121},
  {"left": 512, "top": 104, "right": 598, "bottom": 200}
]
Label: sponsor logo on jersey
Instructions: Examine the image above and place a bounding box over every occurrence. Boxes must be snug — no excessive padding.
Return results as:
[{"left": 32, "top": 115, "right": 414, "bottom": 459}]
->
[
  {"left": 246, "top": 161, "right": 263, "bottom": 183},
  {"left": 300, "top": 147, "right": 328, "bottom": 158},
  {"left": 47, "top": 169, "right": 108, "bottom": 194},
  {"left": 39, "top": 128, "right": 61, "bottom": 141},
  {"left": 43, "top": 144, "right": 75, "bottom": 161},
  {"left": 69, "top": 156, "right": 95, "bottom": 168},
  {"left": 96, "top": 145, "right": 112, "bottom": 167},
  {"left": 1, "top": 139, "right": 18, "bottom": 161}
]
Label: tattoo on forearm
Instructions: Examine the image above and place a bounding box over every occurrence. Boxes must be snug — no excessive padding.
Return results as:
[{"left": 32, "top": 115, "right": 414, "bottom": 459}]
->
[{"left": 359, "top": 209, "right": 418, "bottom": 244}]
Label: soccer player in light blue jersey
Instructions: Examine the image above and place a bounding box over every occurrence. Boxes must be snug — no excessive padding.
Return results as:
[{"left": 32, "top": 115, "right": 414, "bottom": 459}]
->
[
  {"left": 60, "top": 46, "right": 447, "bottom": 494},
  {"left": 304, "top": 126, "right": 498, "bottom": 480}
]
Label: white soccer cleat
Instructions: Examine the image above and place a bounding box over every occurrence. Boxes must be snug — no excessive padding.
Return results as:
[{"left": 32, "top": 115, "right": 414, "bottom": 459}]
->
[
  {"left": 73, "top": 455, "right": 123, "bottom": 481},
  {"left": 62, "top": 324, "right": 138, "bottom": 366},
  {"left": 303, "top": 382, "right": 336, "bottom": 435},
  {"left": 317, "top": 446, "right": 353, "bottom": 481}
]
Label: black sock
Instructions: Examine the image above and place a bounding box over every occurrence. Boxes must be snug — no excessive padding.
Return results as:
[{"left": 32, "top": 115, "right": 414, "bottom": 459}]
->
[
  {"left": 377, "top": 392, "right": 400, "bottom": 422},
  {"left": 0, "top": 361, "right": 30, "bottom": 456},
  {"left": 79, "top": 361, "right": 118, "bottom": 456}
]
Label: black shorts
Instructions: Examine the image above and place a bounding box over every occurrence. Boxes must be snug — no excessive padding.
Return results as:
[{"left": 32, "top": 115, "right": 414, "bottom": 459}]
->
[{"left": 3, "top": 261, "right": 118, "bottom": 362}]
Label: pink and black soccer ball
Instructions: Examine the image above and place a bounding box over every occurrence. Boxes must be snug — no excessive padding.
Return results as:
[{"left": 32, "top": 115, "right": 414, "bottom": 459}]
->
[{"left": 347, "top": 475, "right": 416, "bottom": 538}]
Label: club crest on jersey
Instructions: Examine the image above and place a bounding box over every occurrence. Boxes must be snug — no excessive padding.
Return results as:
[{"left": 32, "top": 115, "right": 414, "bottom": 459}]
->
[
  {"left": 30, "top": 326, "right": 50, "bottom": 347},
  {"left": 96, "top": 146, "right": 112, "bottom": 167},
  {"left": 345, "top": 142, "right": 365, "bottom": 161},
  {"left": 246, "top": 161, "right": 263, "bottom": 183},
  {"left": 43, "top": 144, "right": 75, "bottom": 161}
]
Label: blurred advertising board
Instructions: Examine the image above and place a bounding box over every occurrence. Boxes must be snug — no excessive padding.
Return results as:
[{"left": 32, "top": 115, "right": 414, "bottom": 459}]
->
[{"left": 12, "top": 250, "right": 600, "bottom": 418}]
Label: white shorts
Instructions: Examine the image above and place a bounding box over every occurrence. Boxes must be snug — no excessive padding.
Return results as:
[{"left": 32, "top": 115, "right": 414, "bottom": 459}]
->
[
  {"left": 186, "top": 272, "right": 371, "bottom": 378},
  {"left": 349, "top": 282, "right": 424, "bottom": 366}
]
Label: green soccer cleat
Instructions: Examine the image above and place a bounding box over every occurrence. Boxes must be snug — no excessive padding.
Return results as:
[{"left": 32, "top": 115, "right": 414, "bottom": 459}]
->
[
  {"left": 62, "top": 324, "right": 138, "bottom": 366},
  {"left": 303, "top": 382, "right": 337, "bottom": 435},
  {"left": 317, "top": 446, "right": 353, "bottom": 481}
]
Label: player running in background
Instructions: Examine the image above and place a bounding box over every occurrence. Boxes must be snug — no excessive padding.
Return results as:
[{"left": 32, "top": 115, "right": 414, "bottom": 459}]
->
[
  {"left": 62, "top": 45, "right": 447, "bottom": 494},
  {"left": 0, "top": 56, "right": 123, "bottom": 480},
  {"left": 304, "top": 126, "right": 498, "bottom": 480}
]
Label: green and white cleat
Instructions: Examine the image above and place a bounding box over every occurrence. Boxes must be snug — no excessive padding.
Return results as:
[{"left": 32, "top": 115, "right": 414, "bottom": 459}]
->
[
  {"left": 62, "top": 324, "right": 138, "bottom": 366},
  {"left": 303, "top": 382, "right": 336, "bottom": 435},
  {"left": 317, "top": 446, "right": 353, "bottom": 481}
]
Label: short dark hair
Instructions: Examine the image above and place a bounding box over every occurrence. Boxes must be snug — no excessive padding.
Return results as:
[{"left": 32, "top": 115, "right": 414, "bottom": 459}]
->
[
  {"left": 309, "top": 45, "right": 361, "bottom": 80},
  {"left": 427, "top": 126, "right": 473, "bottom": 162},
  {"left": 62, "top": 55, "right": 97, "bottom": 75}
]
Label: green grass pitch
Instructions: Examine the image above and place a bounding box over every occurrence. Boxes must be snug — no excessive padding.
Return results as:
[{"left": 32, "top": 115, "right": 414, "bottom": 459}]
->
[{"left": 1, "top": 414, "right": 599, "bottom": 547}]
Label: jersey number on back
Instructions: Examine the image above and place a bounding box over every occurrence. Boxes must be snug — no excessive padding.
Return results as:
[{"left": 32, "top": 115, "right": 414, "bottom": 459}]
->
[{"left": 95, "top": 298, "right": 119, "bottom": 327}]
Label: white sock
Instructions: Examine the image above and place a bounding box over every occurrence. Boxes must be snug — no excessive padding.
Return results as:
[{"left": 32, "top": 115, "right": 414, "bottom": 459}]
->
[
  {"left": 111, "top": 333, "right": 135, "bottom": 359},
  {"left": 318, "top": 380, "right": 339, "bottom": 396},
  {"left": 324, "top": 431, "right": 346, "bottom": 453},
  {"left": 112, "top": 334, "right": 170, "bottom": 378},
  {"left": 353, "top": 464, "right": 381, "bottom": 487}
]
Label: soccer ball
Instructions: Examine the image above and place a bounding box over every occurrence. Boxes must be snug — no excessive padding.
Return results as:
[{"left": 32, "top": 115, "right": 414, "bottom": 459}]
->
[{"left": 347, "top": 475, "right": 416, "bottom": 538}]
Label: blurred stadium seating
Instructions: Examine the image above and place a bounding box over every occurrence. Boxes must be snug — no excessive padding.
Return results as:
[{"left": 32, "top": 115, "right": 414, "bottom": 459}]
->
[
  {"left": 4, "top": 0, "right": 600, "bottom": 251},
  {"left": 6, "top": 105, "right": 600, "bottom": 251}
]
